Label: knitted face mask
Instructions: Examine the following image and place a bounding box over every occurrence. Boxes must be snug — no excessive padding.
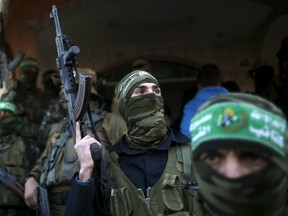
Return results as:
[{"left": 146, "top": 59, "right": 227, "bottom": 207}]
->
[{"left": 124, "top": 93, "right": 167, "bottom": 149}]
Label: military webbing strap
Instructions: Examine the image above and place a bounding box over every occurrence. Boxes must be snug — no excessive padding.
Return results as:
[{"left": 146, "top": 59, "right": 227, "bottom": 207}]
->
[
  {"left": 41, "top": 122, "right": 69, "bottom": 185},
  {"left": 176, "top": 142, "right": 192, "bottom": 184},
  {"left": 103, "top": 143, "right": 192, "bottom": 183},
  {"left": 101, "top": 146, "right": 111, "bottom": 197}
]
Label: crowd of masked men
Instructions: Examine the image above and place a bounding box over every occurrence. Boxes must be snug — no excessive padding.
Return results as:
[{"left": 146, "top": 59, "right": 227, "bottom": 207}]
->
[{"left": 0, "top": 36, "right": 288, "bottom": 216}]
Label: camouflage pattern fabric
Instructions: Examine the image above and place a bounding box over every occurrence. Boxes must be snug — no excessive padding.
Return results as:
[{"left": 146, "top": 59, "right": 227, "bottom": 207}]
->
[
  {"left": 107, "top": 144, "right": 192, "bottom": 216},
  {"left": 124, "top": 93, "right": 167, "bottom": 149},
  {"left": 36, "top": 98, "right": 66, "bottom": 152},
  {"left": 190, "top": 93, "right": 288, "bottom": 216},
  {"left": 27, "top": 111, "right": 126, "bottom": 216},
  {"left": 114, "top": 70, "right": 159, "bottom": 116},
  {"left": 0, "top": 135, "right": 34, "bottom": 214},
  {"left": 113, "top": 70, "right": 165, "bottom": 149},
  {"left": 192, "top": 162, "right": 288, "bottom": 216},
  {"left": 13, "top": 84, "right": 48, "bottom": 140},
  {"left": 95, "top": 111, "right": 127, "bottom": 146}
]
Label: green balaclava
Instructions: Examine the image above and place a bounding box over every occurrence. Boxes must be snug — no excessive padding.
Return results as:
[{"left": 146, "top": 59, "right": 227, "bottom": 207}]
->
[
  {"left": 0, "top": 101, "right": 19, "bottom": 136},
  {"left": 115, "top": 70, "right": 167, "bottom": 149},
  {"left": 19, "top": 57, "right": 39, "bottom": 90},
  {"left": 190, "top": 93, "right": 288, "bottom": 216}
]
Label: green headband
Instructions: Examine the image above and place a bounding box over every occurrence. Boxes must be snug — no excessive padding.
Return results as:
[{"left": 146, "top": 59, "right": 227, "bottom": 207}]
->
[
  {"left": 190, "top": 102, "right": 287, "bottom": 156},
  {"left": 115, "top": 70, "right": 159, "bottom": 116},
  {"left": 20, "top": 58, "right": 39, "bottom": 69},
  {"left": 0, "top": 101, "right": 18, "bottom": 115}
]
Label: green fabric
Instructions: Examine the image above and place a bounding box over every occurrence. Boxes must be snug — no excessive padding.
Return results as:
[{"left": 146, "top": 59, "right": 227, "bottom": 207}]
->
[
  {"left": 14, "top": 87, "right": 47, "bottom": 139},
  {"left": 190, "top": 93, "right": 288, "bottom": 216},
  {"left": 39, "top": 122, "right": 77, "bottom": 187},
  {"left": 115, "top": 70, "right": 159, "bottom": 116},
  {"left": 19, "top": 57, "right": 39, "bottom": 69},
  {"left": 194, "top": 161, "right": 288, "bottom": 216},
  {"left": 0, "top": 135, "right": 29, "bottom": 207},
  {"left": 125, "top": 93, "right": 167, "bottom": 149},
  {"left": 0, "top": 101, "right": 18, "bottom": 115},
  {"left": 95, "top": 111, "right": 127, "bottom": 146},
  {"left": 190, "top": 102, "right": 287, "bottom": 156},
  {"left": 106, "top": 144, "right": 191, "bottom": 215}
]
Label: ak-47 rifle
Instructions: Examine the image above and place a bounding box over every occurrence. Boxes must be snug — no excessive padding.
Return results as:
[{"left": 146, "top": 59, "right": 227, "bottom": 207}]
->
[
  {"left": 49, "top": 5, "right": 101, "bottom": 160},
  {"left": 0, "top": 166, "right": 24, "bottom": 200},
  {"left": 0, "top": 11, "right": 10, "bottom": 90},
  {"left": 36, "top": 185, "right": 50, "bottom": 216},
  {"left": 50, "top": 6, "right": 110, "bottom": 216},
  {"left": 0, "top": 49, "right": 8, "bottom": 89},
  {"left": 0, "top": 12, "right": 24, "bottom": 91}
]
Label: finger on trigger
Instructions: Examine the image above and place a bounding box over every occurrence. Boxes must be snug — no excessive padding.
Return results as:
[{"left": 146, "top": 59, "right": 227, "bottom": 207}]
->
[{"left": 75, "top": 122, "right": 81, "bottom": 143}]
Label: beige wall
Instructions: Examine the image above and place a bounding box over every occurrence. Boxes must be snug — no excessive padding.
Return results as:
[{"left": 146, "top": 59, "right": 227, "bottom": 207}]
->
[{"left": 4, "top": 0, "right": 288, "bottom": 94}]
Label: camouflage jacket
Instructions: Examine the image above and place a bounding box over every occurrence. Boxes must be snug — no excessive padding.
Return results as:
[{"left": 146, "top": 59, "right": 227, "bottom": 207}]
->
[
  {"left": 28, "top": 111, "right": 127, "bottom": 189},
  {"left": 0, "top": 134, "right": 38, "bottom": 207}
]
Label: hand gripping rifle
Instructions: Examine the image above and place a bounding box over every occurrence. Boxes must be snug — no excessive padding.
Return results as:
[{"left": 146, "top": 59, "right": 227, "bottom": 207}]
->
[
  {"left": 36, "top": 186, "right": 50, "bottom": 216},
  {"left": 50, "top": 5, "right": 101, "bottom": 161},
  {"left": 50, "top": 7, "right": 111, "bottom": 215}
]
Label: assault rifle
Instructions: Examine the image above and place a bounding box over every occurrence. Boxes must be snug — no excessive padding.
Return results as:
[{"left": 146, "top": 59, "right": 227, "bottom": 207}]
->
[
  {"left": 0, "top": 50, "right": 24, "bottom": 90},
  {"left": 50, "top": 5, "right": 101, "bottom": 161},
  {"left": 0, "top": 49, "right": 8, "bottom": 89},
  {"left": 0, "top": 166, "right": 24, "bottom": 200},
  {"left": 36, "top": 185, "right": 50, "bottom": 216},
  {"left": 50, "top": 8, "right": 109, "bottom": 216},
  {"left": 0, "top": 12, "right": 24, "bottom": 90}
]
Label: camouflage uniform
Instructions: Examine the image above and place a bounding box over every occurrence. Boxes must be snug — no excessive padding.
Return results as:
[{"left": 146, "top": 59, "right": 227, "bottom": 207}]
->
[
  {"left": 65, "top": 70, "right": 195, "bottom": 215},
  {"left": 0, "top": 136, "right": 31, "bottom": 216},
  {"left": 28, "top": 111, "right": 126, "bottom": 216},
  {"left": 0, "top": 101, "right": 39, "bottom": 216},
  {"left": 36, "top": 97, "right": 66, "bottom": 152},
  {"left": 105, "top": 136, "right": 194, "bottom": 216},
  {"left": 103, "top": 71, "right": 195, "bottom": 215},
  {"left": 14, "top": 84, "right": 47, "bottom": 141},
  {"left": 12, "top": 58, "right": 48, "bottom": 140},
  {"left": 41, "top": 69, "right": 61, "bottom": 103}
]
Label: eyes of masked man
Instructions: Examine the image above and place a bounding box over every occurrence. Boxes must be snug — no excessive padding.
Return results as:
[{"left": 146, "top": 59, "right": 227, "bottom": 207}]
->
[
  {"left": 65, "top": 70, "right": 193, "bottom": 216},
  {"left": 190, "top": 93, "right": 288, "bottom": 216},
  {"left": 199, "top": 149, "right": 268, "bottom": 179}
]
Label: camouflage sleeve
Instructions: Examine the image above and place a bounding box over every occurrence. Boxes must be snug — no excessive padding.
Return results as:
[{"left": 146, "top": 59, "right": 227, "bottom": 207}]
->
[
  {"left": 96, "top": 112, "right": 127, "bottom": 146},
  {"left": 37, "top": 100, "right": 66, "bottom": 152},
  {"left": 25, "top": 139, "right": 40, "bottom": 169},
  {"left": 27, "top": 123, "right": 59, "bottom": 181}
]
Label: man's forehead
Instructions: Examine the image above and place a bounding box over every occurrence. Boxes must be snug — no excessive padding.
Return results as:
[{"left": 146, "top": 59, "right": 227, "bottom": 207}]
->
[{"left": 205, "top": 148, "right": 259, "bottom": 153}]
